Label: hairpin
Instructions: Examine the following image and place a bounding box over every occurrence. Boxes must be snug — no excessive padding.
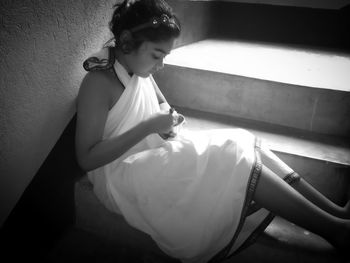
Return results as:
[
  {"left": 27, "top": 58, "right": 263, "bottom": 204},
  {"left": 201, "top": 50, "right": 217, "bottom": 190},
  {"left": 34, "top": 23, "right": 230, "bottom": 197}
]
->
[
  {"left": 126, "top": 0, "right": 139, "bottom": 8},
  {"left": 130, "top": 14, "right": 178, "bottom": 33}
]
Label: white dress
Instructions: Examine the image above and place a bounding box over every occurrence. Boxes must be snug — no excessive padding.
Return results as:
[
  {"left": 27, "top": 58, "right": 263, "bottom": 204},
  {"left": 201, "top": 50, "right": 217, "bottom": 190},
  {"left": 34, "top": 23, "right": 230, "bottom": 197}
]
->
[{"left": 84, "top": 48, "right": 298, "bottom": 263}]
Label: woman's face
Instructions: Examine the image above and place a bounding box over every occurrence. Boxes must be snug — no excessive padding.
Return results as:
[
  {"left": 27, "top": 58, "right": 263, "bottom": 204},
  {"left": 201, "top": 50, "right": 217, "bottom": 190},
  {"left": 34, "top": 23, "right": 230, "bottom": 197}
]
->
[{"left": 126, "top": 38, "right": 175, "bottom": 78}]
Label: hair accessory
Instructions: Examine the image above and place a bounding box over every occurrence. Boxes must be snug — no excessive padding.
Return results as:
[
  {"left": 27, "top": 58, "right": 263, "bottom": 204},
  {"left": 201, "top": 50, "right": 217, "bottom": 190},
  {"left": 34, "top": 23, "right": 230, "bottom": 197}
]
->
[
  {"left": 130, "top": 14, "right": 178, "bottom": 33},
  {"left": 126, "top": 0, "right": 139, "bottom": 8}
]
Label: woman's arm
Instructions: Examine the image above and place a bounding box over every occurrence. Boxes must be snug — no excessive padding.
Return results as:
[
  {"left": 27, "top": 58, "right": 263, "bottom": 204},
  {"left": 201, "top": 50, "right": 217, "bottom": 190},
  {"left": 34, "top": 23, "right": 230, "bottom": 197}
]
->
[
  {"left": 75, "top": 71, "right": 174, "bottom": 172},
  {"left": 75, "top": 71, "right": 147, "bottom": 171}
]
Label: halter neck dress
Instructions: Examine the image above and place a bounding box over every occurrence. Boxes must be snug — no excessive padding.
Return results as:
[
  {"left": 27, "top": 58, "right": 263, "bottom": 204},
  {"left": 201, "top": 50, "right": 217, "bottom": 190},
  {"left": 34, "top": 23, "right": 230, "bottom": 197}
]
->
[{"left": 82, "top": 48, "right": 296, "bottom": 263}]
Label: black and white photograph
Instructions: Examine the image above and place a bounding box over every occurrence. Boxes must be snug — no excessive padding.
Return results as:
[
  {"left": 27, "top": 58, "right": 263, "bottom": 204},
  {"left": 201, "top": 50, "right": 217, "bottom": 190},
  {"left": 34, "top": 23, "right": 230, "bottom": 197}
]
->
[{"left": 1, "top": 0, "right": 350, "bottom": 262}]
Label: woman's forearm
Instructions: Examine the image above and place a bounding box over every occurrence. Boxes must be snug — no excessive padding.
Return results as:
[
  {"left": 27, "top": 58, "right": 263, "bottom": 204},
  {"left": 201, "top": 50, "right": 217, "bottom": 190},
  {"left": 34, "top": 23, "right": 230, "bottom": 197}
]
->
[{"left": 80, "top": 120, "right": 152, "bottom": 171}]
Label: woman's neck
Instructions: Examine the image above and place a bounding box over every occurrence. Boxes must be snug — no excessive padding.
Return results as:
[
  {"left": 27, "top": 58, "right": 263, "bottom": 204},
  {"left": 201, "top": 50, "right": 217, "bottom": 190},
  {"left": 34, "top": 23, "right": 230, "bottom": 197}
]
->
[{"left": 114, "top": 48, "right": 133, "bottom": 76}]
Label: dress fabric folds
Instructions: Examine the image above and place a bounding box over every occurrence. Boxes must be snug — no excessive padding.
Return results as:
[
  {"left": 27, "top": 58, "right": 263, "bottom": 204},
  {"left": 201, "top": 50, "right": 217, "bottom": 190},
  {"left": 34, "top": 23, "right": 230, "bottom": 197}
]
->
[{"left": 84, "top": 48, "right": 286, "bottom": 263}]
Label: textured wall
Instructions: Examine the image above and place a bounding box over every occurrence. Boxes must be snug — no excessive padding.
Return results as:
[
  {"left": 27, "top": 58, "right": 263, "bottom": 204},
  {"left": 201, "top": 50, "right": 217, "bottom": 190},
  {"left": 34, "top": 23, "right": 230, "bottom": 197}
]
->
[{"left": 0, "top": 0, "right": 115, "bottom": 226}]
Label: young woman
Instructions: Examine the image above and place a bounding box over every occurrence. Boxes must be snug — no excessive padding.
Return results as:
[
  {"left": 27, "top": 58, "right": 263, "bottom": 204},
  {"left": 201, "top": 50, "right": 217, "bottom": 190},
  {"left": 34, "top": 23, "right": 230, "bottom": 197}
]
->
[{"left": 76, "top": 0, "right": 350, "bottom": 262}]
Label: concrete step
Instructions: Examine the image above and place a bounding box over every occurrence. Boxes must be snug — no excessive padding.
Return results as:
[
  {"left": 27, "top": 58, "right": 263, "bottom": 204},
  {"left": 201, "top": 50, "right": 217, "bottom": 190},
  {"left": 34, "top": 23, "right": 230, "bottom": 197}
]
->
[
  {"left": 74, "top": 108, "right": 349, "bottom": 262},
  {"left": 226, "top": 217, "right": 345, "bottom": 263},
  {"left": 74, "top": 176, "right": 179, "bottom": 262},
  {"left": 176, "top": 107, "right": 350, "bottom": 204},
  {"left": 154, "top": 39, "right": 350, "bottom": 137}
]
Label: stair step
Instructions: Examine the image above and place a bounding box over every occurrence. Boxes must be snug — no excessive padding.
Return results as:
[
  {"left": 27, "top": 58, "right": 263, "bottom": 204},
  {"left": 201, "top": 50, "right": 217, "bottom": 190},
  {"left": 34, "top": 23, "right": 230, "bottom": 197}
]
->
[
  {"left": 154, "top": 39, "right": 350, "bottom": 136},
  {"left": 176, "top": 107, "right": 350, "bottom": 203},
  {"left": 74, "top": 176, "right": 177, "bottom": 261},
  {"left": 177, "top": 107, "right": 350, "bottom": 166},
  {"left": 228, "top": 217, "right": 344, "bottom": 263},
  {"left": 165, "top": 39, "right": 350, "bottom": 91}
]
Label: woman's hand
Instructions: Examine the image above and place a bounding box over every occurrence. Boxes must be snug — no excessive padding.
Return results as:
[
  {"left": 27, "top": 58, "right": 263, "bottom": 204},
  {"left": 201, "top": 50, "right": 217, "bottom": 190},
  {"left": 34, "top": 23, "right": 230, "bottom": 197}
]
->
[
  {"left": 146, "top": 111, "right": 175, "bottom": 135},
  {"left": 146, "top": 108, "right": 184, "bottom": 139}
]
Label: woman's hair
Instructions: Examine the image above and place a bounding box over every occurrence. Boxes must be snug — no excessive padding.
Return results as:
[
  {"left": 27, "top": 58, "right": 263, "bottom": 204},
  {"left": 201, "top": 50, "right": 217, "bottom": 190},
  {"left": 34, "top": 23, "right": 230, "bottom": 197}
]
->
[{"left": 109, "top": 0, "right": 181, "bottom": 51}]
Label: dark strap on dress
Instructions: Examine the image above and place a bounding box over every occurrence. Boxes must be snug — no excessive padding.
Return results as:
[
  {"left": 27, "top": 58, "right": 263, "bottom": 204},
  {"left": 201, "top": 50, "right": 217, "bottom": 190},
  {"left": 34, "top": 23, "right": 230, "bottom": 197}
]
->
[
  {"left": 208, "top": 138, "right": 263, "bottom": 263},
  {"left": 83, "top": 47, "right": 116, "bottom": 72}
]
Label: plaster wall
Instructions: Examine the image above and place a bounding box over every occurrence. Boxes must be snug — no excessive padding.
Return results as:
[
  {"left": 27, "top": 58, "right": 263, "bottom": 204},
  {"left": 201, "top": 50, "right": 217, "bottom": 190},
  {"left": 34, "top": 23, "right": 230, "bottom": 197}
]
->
[{"left": 0, "top": 0, "right": 115, "bottom": 226}]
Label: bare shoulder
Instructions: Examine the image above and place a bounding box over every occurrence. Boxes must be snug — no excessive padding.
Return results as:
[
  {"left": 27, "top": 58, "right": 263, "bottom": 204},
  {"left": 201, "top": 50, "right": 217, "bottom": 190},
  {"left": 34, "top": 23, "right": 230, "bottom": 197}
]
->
[{"left": 78, "top": 70, "right": 124, "bottom": 109}]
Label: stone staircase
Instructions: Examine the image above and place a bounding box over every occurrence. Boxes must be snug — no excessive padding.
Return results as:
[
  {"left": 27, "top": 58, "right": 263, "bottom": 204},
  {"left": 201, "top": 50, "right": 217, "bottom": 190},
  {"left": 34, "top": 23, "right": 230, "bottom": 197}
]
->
[
  {"left": 153, "top": 39, "right": 350, "bottom": 204},
  {"left": 156, "top": 39, "right": 350, "bottom": 137},
  {"left": 74, "top": 1, "right": 350, "bottom": 262}
]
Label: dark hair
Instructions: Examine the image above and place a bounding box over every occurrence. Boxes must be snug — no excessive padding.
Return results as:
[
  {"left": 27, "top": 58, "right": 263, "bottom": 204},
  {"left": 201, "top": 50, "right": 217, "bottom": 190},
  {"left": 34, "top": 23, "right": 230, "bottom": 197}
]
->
[{"left": 109, "top": 0, "right": 181, "bottom": 50}]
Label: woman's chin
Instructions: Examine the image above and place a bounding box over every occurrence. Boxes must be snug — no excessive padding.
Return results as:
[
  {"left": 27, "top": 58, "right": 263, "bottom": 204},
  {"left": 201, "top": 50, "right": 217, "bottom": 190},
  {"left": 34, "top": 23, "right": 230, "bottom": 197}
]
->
[
  {"left": 136, "top": 72, "right": 152, "bottom": 78},
  {"left": 148, "top": 70, "right": 157, "bottom": 76}
]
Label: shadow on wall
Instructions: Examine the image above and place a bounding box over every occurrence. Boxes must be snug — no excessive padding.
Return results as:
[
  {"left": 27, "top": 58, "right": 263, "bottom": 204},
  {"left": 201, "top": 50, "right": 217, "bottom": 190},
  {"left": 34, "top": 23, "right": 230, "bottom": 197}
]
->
[
  {"left": 0, "top": 0, "right": 115, "bottom": 227},
  {"left": 168, "top": 0, "right": 214, "bottom": 47},
  {"left": 208, "top": 2, "right": 350, "bottom": 51},
  {"left": 0, "top": 115, "right": 86, "bottom": 262}
]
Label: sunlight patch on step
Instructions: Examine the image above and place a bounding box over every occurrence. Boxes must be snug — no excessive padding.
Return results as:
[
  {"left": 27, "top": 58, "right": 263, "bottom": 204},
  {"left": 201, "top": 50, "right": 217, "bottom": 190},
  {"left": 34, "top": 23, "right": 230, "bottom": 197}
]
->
[
  {"left": 166, "top": 40, "right": 350, "bottom": 92},
  {"left": 182, "top": 113, "right": 350, "bottom": 166}
]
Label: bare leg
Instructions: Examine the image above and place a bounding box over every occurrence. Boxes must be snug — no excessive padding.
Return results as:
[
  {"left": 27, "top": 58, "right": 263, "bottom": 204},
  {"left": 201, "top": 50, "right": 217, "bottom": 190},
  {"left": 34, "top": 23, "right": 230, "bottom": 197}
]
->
[
  {"left": 253, "top": 165, "right": 350, "bottom": 251},
  {"left": 292, "top": 178, "right": 350, "bottom": 219},
  {"left": 260, "top": 147, "right": 350, "bottom": 218}
]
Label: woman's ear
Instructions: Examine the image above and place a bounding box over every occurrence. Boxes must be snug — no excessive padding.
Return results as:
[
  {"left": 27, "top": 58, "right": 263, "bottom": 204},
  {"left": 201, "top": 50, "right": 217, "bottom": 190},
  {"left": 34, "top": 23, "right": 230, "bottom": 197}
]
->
[{"left": 119, "top": 30, "right": 134, "bottom": 54}]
